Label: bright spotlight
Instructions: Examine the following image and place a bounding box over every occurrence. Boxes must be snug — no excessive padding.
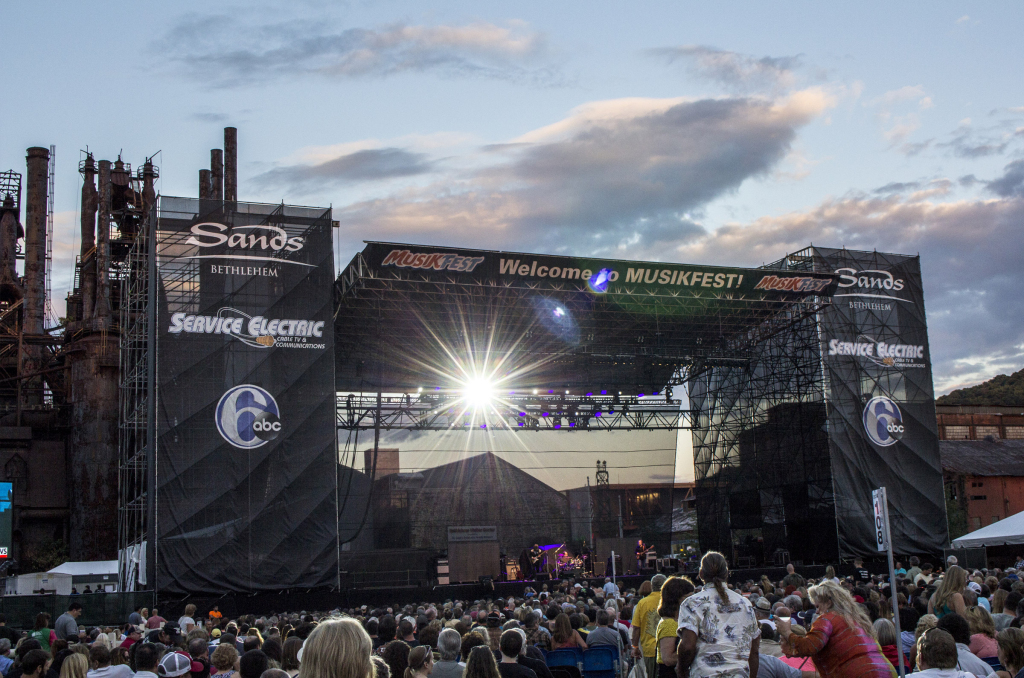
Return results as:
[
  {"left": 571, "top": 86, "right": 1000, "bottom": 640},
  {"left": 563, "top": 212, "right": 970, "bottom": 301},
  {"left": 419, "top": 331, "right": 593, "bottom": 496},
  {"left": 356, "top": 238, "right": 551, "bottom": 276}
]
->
[{"left": 462, "top": 377, "right": 495, "bottom": 410}]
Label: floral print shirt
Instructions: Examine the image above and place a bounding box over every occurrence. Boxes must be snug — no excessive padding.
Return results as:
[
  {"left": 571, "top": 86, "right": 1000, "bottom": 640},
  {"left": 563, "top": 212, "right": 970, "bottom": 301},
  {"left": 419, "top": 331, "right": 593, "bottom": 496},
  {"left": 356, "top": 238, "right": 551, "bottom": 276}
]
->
[{"left": 677, "top": 584, "right": 760, "bottom": 678}]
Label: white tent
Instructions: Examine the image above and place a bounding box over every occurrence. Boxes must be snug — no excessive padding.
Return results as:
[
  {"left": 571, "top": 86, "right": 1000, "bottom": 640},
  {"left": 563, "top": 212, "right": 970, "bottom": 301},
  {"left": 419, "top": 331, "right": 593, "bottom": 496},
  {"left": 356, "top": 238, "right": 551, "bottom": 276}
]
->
[
  {"left": 47, "top": 561, "right": 118, "bottom": 577},
  {"left": 952, "top": 511, "right": 1024, "bottom": 548}
]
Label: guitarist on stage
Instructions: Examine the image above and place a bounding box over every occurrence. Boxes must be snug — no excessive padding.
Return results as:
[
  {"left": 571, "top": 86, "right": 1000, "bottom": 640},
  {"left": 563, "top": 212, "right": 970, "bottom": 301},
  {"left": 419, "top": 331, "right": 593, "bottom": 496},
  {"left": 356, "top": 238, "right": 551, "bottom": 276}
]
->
[{"left": 529, "top": 544, "right": 544, "bottom": 577}]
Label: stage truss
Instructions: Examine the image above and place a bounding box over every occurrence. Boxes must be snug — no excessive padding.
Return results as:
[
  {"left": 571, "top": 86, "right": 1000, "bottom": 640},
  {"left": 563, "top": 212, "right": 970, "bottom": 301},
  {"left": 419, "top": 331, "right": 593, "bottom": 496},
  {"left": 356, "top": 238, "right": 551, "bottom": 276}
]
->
[{"left": 337, "top": 392, "right": 695, "bottom": 431}]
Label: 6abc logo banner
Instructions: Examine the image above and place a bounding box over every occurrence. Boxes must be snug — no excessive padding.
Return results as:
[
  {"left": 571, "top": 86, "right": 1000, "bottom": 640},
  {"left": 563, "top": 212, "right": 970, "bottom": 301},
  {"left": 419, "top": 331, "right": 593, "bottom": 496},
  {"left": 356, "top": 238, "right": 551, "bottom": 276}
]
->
[
  {"left": 862, "top": 396, "right": 905, "bottom": 448},
  {"left": 215, "top": 385, "right": 282, "bottom": 450}
]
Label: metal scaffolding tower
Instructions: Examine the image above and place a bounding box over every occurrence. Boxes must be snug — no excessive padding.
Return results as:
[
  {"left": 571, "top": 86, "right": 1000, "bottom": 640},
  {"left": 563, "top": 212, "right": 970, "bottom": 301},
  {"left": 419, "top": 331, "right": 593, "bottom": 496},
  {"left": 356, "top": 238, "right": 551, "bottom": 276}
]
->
[{"left": 116, "top": 164, "right": 158, "bottom": 591}]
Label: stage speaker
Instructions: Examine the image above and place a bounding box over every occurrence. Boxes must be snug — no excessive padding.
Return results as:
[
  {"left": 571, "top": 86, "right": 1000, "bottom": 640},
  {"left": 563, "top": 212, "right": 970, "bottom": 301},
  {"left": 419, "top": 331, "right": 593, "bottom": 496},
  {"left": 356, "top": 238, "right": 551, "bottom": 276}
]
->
[{"left": 536, "top": 572, "right": 550, "bottom": 581}]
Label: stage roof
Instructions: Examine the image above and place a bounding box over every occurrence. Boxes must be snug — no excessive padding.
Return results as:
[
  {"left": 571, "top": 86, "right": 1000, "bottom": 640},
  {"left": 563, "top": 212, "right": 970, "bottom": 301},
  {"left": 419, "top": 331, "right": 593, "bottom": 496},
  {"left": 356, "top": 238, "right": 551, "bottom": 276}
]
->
[{"left": 334, "top": 242, "right": 837, "bottom": 394}]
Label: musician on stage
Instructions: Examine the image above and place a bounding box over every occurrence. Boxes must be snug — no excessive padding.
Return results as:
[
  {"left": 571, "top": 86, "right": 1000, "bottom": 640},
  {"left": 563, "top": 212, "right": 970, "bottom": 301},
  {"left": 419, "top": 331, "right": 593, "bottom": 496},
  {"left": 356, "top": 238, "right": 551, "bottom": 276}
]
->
[
  {"left": 519, "top": 547, "right": 535, "bottom": 580},
  {"left": 581, "top": 541, "right": 593, "bottom": 576},
  {"left": 529, "top": 543, "right": 543, "bottom": 577}
]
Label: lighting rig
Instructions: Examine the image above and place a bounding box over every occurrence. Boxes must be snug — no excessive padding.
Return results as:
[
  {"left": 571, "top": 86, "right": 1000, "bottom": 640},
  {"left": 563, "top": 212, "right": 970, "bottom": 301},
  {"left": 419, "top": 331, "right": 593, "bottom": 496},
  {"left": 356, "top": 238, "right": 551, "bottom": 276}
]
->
[{"left": 336, "top": 387, "right": 693, "bottom": 431}]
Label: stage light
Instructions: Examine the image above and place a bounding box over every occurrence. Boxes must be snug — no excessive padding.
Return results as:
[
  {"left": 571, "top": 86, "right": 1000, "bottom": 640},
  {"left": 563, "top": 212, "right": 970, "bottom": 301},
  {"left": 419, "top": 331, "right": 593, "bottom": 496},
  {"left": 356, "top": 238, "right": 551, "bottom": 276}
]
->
[
  {"left": 588, "top": 268, "right": 612, "bottom": 293},
  {"left": 462, "top": 377, "right": 496, "bottom": 410},
  {"left": 553, "top": 306, "right": 565, "bottom": 318}
]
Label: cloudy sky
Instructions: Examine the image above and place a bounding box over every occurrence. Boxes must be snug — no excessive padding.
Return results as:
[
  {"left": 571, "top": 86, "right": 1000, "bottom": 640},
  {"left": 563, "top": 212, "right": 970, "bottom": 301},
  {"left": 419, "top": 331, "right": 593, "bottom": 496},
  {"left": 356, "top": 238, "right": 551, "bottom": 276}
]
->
[{"left": 4, "top": 1, "right": 1023, "bottom": 397}]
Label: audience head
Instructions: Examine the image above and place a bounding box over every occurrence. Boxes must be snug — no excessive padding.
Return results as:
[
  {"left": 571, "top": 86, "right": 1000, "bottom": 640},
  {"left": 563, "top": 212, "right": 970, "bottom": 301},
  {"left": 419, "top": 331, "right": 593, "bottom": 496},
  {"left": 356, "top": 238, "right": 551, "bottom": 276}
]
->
[
  {"left": 60, "top": 654, "right": 88, "bottom": 678},
  {"left": 211, "top": 644, "right": 240, "bottom": 673},
  {"left": 157, "top": 652, "right": 191, "bottom": 678},
  {"left": 281, "top": 637, "right": 302, "bottom": 672},
  {"left": 22, "top": 650, "right": 50, "bottom": 678},
  {"left": 135, "top": 644, "right": 161, "bottom": 673},
  {"left": 918, "top": 629, "right": 957, "bottom": 671},
  {"left": 381, "top": 640, "right": 411, "bottom": 678},
  {"left": 404, "top": 646, "right": 432, "bottom": 678},
  {"left": 437, "top": 629, "right": 461, "bottom": 662},
  {"left": 239, "top": 650, "right": 269, "bottom": 678},
  {"left": 936, "top": 613, "right": 971, "bottom": 646},
  {"left": 998, "top": 628, "right": 1024, "bottom": 675},
  {"left": 464, "top": 645, "right": 500, "bottom": 678},
  {"left": 499, "top": 630, "right": 523, "bottom": 659},
  {"left": 873, "top": 619, "right": 897, "bottom": 647}
]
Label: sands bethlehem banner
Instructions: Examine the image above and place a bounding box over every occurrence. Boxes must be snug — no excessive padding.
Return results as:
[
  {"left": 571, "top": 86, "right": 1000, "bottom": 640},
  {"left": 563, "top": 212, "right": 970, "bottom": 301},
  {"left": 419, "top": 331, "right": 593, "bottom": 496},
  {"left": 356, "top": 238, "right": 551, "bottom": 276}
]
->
[
  {"left": 155, "top": 197, "right": 337, "bottom": 594},
  {"left": 815, "top": 247, "right": 946, "bottom": 557}
]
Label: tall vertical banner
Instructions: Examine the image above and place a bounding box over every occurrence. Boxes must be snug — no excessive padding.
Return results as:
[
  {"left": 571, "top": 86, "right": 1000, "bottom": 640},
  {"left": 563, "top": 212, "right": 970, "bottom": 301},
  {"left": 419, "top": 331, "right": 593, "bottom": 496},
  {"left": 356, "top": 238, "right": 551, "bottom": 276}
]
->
[
  {"left": 817, "top": 248, "right": 947, "bottom": 557},
  {"left": 155, "top": 197, "right": 337, "bottom": 593},
  {"left": 0, "top": 482, "right": 10, "bottom": 560}
]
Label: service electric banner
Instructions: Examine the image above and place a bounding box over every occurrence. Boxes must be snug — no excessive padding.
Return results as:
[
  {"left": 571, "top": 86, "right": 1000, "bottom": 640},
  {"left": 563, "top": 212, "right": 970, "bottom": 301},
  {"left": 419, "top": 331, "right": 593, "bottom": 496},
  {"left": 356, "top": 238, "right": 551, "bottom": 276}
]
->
[
  {"left": 155, "top": 197, "right": 337, "bottom": 594},
  {"left": 816, "top": 247, "right": 947, "bottom": 557}
]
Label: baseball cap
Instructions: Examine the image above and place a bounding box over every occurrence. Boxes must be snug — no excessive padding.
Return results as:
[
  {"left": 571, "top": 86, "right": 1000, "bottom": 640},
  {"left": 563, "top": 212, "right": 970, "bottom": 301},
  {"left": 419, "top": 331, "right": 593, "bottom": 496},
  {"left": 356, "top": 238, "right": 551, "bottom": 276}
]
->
[
  {"left": 158, "top": 652, "right": 192, "bottom": 678},
  {"left": 211, "top": 628, "right": 221, "bottom": 638}
]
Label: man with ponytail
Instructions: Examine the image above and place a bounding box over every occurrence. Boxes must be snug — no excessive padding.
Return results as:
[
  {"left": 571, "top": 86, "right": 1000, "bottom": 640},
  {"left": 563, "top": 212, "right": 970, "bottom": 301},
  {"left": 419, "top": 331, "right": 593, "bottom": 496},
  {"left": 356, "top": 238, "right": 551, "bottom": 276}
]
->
[{"left": 676, "top": 552, "right": 760, "bottom": 678}]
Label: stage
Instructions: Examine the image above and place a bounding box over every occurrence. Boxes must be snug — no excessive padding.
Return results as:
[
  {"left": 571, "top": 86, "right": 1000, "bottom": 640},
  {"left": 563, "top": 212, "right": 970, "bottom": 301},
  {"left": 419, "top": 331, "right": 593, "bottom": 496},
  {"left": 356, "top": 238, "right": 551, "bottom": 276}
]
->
[{"left": 154, "top": 564, "right": 847, "bottom": 619}]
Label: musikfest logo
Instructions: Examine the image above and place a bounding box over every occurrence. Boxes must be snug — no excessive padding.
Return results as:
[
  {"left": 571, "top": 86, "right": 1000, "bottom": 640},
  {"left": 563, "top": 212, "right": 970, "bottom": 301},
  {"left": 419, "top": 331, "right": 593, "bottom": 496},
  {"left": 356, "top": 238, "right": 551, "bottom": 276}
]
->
[
  {"left": 862, "top": 396, "right": 905, "bottom": 447},
  {"left": 215, "top": 385, "right": 282, "bottom": 449},
  {"left": 168, "top": 307, "right": 326, "bottom": 349}
]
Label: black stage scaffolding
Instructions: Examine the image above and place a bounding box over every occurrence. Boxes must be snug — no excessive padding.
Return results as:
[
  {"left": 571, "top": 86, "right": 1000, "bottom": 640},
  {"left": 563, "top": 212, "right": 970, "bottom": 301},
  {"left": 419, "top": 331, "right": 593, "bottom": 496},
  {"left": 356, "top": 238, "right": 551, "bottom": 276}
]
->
[{"left": 333, "top": 243, "right": 945, "bottom": 570}]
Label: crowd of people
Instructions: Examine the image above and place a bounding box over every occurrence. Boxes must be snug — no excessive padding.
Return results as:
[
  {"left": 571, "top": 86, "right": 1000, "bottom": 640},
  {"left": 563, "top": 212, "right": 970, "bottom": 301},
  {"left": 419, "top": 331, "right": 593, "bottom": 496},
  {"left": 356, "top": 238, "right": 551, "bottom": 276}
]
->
[{"left": 3, "top": 554, "right": 1024, "bottom": 678}]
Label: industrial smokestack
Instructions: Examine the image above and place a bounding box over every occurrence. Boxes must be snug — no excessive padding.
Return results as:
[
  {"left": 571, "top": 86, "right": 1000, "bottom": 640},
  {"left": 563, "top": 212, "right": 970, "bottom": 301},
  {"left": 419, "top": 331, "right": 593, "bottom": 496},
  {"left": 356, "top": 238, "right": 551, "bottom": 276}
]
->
[
  {"left": 79, "top": 154, "right": 97, "bottom": 321},
  {"left": 0, "top": 194, "right": 20, "bottom": 297},
  {"left": 224, "top": 127, "right": 237, "bottom": 203},
  {"left": 142, "top": 158, "right": 157, "bottom": 214},
  {"left": 199, "top": 169, "right": 212, "bottom": 200},
  {"left": 95, "top": 159, "right": 111, "bottom": 325},
  {"left": 23, "top": 147, "right": 49, "bottom": 335},
  {"left": 211, "top": 149, "right": 223, "bottom": 201}
]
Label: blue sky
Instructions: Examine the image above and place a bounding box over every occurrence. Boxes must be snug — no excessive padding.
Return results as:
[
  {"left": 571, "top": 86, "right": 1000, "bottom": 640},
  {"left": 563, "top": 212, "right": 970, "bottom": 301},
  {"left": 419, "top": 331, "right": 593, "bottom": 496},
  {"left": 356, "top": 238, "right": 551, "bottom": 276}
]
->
[{"left": 4, "top": 1, "right": 1024, "bottom": 394}]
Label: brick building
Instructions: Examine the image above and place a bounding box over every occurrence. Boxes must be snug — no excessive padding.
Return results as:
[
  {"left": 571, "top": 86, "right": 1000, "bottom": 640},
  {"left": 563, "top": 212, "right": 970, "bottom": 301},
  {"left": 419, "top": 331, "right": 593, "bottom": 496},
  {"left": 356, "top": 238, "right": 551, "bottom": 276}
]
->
[
  {"left": 942, "top": 438, "right": 1024, "bottom": 532},
  {"left": 936, "top": 405, "right": 1024, "bottom": 440}
]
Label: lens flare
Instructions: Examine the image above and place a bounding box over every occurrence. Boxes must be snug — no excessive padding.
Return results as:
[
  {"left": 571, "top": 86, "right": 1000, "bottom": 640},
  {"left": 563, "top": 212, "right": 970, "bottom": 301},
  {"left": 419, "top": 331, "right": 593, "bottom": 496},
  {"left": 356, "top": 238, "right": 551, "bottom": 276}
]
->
[{"left": 462, "top": 377, "right": 496, "bottom": 410}]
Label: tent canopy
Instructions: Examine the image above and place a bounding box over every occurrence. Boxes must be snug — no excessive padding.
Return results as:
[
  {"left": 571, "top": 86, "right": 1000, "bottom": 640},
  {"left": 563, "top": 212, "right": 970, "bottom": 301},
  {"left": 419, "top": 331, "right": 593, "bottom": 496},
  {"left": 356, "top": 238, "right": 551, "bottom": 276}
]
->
[
  {"left": 952, "top": 510, "right": 1024, "bottom": 548},
  {"left": 47, "top": 561, "right": 118, "bottom": 577}
]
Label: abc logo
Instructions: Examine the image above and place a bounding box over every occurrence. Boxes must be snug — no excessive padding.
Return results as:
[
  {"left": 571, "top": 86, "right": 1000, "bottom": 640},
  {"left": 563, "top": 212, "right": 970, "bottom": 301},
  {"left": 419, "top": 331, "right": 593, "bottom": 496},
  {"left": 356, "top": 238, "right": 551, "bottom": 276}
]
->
[
  {"left": 862, "top": 396, "right": 904, "bottom": 447},
  {"left": 215, "top": 385, "right": 282, "bottom": 449},
  {"left": 252, "top": 412, "right": 282, "bottom": 441}
]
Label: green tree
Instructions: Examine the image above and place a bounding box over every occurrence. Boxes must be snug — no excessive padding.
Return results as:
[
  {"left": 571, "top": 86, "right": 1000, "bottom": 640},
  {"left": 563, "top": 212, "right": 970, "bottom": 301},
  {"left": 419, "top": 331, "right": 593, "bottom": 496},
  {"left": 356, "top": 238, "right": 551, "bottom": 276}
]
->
[
  {"left": 946, "top": 496, "right": 969, "bottom": 542},
  {"left": 24, "top": 539, "right": 69, "bottom": 573}
]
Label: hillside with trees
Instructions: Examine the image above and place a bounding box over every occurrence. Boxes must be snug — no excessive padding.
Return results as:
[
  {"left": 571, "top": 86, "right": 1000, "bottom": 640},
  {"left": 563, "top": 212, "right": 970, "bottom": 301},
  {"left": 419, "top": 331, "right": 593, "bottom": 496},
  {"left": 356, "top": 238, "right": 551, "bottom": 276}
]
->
[{"left": 937, "top": 368, "right": 1024, "bottom": 406}]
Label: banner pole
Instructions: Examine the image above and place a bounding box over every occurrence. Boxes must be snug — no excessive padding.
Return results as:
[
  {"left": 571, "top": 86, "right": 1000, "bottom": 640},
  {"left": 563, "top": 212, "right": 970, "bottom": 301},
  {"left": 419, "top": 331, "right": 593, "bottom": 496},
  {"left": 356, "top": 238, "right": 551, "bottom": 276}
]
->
[
  {"left": 875, "top": 487, "right": 905, "bottom": 678},
  {"left": 145, "top": 202, "right": 158, "bottom": 606}
]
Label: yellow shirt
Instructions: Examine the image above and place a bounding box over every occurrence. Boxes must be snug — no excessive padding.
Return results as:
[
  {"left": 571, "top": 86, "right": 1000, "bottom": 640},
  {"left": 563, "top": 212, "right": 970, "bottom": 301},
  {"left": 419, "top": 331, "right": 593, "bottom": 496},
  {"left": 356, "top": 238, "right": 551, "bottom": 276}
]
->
[
  {"left": 655, "top": 617, "right": 678, "bottom": 664},
  {"left": 631, "top": 591, "right": 662, "bottom": 658}
]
